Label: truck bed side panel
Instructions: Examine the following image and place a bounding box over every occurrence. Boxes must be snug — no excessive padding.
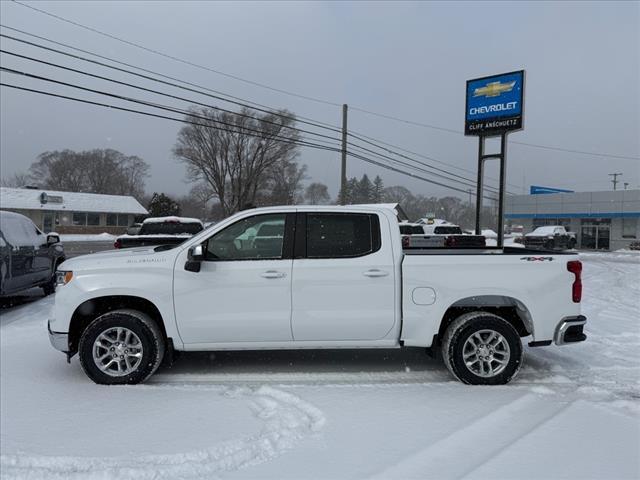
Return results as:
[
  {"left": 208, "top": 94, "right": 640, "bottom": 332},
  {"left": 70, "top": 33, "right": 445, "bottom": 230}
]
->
[{"left": 401, "top": 253, "right": 580, "bottom": 347}]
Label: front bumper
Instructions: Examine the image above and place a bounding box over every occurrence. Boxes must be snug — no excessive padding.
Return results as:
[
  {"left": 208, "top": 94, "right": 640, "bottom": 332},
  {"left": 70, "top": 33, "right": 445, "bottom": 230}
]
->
[
  {"left": 554, "top": 315, "right": 587, "bottom": 345},
  {"left": 48, "top": 320, "right": 69, "bottom": 352}
]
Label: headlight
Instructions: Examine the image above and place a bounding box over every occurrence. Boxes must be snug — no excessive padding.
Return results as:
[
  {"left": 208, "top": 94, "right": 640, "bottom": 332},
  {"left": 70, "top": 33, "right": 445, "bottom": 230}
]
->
[
  {"left": 56, "top": 271, "right": 73, "bottom": 286},
  {"left": 547, "top": 236, "right": 554, "bottom": 239}
]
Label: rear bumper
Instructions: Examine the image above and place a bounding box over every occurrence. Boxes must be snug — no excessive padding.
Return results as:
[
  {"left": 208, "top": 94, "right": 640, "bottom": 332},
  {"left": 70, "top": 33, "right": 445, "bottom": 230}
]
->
[
  {"left": 554, "top": 315, "right": 587, "bottom": 345},
  {"left": 48, "top": 320, "right": 69, "bottom": 352}
]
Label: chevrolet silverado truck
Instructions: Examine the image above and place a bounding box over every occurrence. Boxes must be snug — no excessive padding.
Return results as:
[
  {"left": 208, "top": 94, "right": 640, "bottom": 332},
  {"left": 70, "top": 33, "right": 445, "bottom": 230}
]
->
[
  {"left": 524, "top": 226, "right": 577, "bottom": 250},
  {"left": 48, "top": 205, "right": 586, "bottom": 385}
]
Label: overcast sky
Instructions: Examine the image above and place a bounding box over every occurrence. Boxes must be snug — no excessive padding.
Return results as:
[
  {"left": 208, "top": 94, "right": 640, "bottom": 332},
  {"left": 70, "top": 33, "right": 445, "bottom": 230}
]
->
[{"left": 1, "top": 1, "right": 638, "bottom": 200}]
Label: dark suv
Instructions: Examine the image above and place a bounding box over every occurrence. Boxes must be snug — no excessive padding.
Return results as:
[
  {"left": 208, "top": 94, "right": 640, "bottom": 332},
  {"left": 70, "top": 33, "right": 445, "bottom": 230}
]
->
[{"left": 0, "top": 210, "right": 66, "bottom": 296}]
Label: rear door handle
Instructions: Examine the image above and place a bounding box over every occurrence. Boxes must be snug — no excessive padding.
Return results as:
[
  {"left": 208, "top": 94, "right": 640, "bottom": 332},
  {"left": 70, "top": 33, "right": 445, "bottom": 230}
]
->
[
  {"left": 363, "top": 269, "right": 389, "bottom": 278},
  {"left": 261, "top": 270, "right": 286, "bottom": 279}
]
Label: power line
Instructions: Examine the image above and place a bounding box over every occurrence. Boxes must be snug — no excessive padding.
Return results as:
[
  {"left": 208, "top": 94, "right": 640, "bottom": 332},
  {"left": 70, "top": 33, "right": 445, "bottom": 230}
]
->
[
  {"left": 349, "top": 105, "right": 640, "bottom": 161},
  {"left": 11, "top": 2, "right": 637, "bottom": 162},
  {"left": 0, "top": 48, "right": 343, "bottom": 145},
  {"left": 1, "top": 82, "right": 498, "bottom": 199},
  {"left": 10, "top": 0, "right": 343, "bottom": 108},
  {"left": 0, "top": 67, "right": 340, "bottom": 150},
  {"left": 346, "top": 132, "right": 511, "bottom": 194},
  {"left": 347, "top": 129, "right": 523, "bottom": 190},
  {"left": 0, "top": 29, "right": 342, "bottom": 134},
  {"left": 0, "top": 61, "right": 492, "bottom": 194},
  {"left": 8, "top": 6, "right": 636, "bottom": 162},
  {"left": 0, "top": 31, "right": 498, "bottom": 192}
]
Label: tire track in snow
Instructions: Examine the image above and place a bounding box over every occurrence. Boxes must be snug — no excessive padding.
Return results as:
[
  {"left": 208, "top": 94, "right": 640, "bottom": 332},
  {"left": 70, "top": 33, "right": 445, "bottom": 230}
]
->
[
  {"left": 368, "top": 393, "right": 571, "bottom": 480},
  {"left": 0, "top": 385, "right": 325, "bottom": 480}
]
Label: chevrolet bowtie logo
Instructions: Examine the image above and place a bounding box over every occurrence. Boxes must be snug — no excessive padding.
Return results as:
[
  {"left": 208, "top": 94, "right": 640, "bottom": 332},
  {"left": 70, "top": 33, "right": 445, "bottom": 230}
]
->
[{"left": 473, "top": 81, "right": 516, "bottom": 98}]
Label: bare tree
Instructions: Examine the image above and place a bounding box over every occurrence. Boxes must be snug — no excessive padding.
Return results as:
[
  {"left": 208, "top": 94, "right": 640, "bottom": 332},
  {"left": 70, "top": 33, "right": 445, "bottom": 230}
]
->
[
  {"left": 261, "top": 159, "right": 307, "bottom": 206},
  {"left": 173, "top": 107, "right": 301, "bottom": 217},
  {"left": 0, "top": 171, "right": 32, "bottom": 188},
  {"left": 304, "top": 182, "right": 330, "bottom": 204},
  {"left": 28, "top": 149, "right": 149, "bottom": 198}
]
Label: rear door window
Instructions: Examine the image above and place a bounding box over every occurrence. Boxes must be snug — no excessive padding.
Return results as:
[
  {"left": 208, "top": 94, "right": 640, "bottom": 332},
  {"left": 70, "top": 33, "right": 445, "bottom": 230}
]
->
[{"left": 306, "top": 213, "right": 380, "bottom": 258}]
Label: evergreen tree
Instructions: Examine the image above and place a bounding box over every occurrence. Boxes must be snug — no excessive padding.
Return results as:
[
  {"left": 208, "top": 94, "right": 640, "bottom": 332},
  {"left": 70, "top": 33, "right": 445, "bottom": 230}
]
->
[
  {"left": 373, "top": 175, "right": 384, "bottom": 202},
  {"left": 356, "top": 174, "right": 373, "bottom": 203},
  {"left": 147, "top": 192, "right": 181, "bottom": 217}
]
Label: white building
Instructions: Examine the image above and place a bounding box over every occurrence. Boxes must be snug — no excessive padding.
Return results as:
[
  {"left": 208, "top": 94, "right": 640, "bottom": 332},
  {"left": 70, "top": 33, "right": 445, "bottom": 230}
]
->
[
  {"left": 0, "top": 187, "right": 148, "bottom": 234},
  {"left": 505, "top": 189, "right": 640, "bottom": 251}
]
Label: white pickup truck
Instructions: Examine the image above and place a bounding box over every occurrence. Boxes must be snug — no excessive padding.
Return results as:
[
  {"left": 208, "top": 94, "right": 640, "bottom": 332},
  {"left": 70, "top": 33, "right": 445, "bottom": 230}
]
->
[{"left": 48, "top": 205, "right": 586, "bottom": 386}]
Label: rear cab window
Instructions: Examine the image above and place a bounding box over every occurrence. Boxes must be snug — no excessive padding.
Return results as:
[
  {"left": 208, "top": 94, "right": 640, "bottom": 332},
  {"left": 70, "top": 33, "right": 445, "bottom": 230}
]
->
[{"left": 304, "top": 213, "right": 381, "bottom": 258}]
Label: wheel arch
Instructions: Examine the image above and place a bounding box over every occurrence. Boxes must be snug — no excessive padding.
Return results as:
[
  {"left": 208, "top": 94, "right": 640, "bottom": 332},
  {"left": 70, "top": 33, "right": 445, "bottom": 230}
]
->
[
  {"left": 436, "top": 295, "right": 534, "bottom": 345},
  {"left": 68, "top": 295, "right": 167, "bottom": 354}
]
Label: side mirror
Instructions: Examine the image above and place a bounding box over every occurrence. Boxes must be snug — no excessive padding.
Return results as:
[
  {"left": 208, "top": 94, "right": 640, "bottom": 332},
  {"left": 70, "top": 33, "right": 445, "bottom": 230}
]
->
[
  {"left": 47, "top": 233, "right": 60, "bottom": 245},
  {"left": 185, "top": 244, "right": 204, "bottom": 272}
]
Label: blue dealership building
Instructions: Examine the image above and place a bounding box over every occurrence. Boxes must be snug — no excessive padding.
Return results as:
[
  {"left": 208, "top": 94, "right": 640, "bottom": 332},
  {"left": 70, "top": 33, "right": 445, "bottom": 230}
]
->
[{"left": 505, "top": 189, "right": 640, "bottom": 251}]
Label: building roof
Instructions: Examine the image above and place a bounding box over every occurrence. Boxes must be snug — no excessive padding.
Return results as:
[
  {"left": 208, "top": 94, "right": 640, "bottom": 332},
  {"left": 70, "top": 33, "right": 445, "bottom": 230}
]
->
[{"left": 0, "top": 187, "right": 148, "bottom": 215}]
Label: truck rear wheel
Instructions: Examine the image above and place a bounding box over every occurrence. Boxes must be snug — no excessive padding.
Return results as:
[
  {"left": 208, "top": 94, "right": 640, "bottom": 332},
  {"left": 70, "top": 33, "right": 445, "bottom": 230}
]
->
[
  {"left": 442, "top": 312, "right": 523, "bottom": 385},
  {"left": 78, "top": 309, "right": 165, "bottom": 385}
]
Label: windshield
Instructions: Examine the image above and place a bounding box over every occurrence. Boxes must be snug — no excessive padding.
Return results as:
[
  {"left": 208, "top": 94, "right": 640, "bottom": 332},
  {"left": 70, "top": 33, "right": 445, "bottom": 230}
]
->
[{"left": 138, "top": 222, "right": 203, "bottom": 235}]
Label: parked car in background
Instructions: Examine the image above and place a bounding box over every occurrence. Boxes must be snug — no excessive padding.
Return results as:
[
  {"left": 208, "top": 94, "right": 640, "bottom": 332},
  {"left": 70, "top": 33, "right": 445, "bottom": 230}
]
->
[
  {"left": 415, "top": 218, "right": 486, "bottom": 248},
  {"left": 0, "top": 210, "right": 65, "bottom": 296},
  {"left": 524, "top": 226, "right": 576, "bottom": 250},
  {"left": 114, "top": 216, "right": 204, "bottom": 249},
  {"left": 399, "top": 222, "right": 442, "bottom": 248},
  {"left": 125, "top": 223, "right": 142, "bottom": 236}
]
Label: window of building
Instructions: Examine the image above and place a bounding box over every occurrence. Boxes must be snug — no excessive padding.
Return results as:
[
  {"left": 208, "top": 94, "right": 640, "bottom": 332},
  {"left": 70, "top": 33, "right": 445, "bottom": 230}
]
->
[
  {"left": 72, "top": 212, "right": 87, "bottom": 226},
  {"left": 622, "top": 217, "right": 638, "bottom": 238},
  {"left": 118, "top": 214, "right": 130, "bottom": 227},
  {"left": 87, "top": 213, "right": 100, "bottom": 226},
  {"left": 306, "top": 213, "right": 379, "bottom": 258},
  {"left": 73, "top": 212, "right": 101, "bottom": 226},
  {"left": 107, "top": 213, "right": 131, "bottom": 227}
]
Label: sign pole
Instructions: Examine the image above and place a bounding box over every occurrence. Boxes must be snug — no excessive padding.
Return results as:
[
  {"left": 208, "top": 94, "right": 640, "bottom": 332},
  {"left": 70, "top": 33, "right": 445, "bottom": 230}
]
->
[
  {"left": 475, "top": 137, "right": 484, "bottom": 235},
  {"left": 497, "top": 133, "right": 508, "bottom": 248},
  {"left": 465, "top": 70, "right": 525, "bottom": 249}
]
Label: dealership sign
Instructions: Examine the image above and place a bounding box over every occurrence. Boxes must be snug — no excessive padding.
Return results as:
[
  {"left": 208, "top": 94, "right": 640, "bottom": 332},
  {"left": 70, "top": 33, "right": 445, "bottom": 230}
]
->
[{"left": 465, "top": 70, "right": 525, "bottom": 136}]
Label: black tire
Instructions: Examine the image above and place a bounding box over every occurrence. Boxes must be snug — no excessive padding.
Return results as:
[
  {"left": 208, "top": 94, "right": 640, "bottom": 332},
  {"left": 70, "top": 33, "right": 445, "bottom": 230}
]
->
[
  {"left": 41, "top": 274, "right": 56, "bottom": 296},
  {"left": 441, "top": 312, "right": 523, "bottom": 385},
  {"left": 78, "top": 309, "right": 165, "bottom": 385}
]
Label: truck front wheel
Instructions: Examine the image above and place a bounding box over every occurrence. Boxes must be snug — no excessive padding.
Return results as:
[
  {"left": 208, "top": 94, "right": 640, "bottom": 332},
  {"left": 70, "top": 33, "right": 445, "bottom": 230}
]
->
[
  {"left": 78, "top": 309, "right": 165, "bottom": 385},
  {"left": 442, "top": 312, "right": 523, "bottom": 385}
]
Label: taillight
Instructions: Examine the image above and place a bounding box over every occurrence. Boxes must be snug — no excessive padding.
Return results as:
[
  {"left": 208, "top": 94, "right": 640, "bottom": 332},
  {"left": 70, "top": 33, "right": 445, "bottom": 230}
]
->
[
  {"left": 445, "top": 236, "right": 457, "bottom": 247},
  {"left": 114, "top": 239, "right": 121, "bottom": 249},
  {"left": 567, "top": 260, "right": 582, "bottom": 303},
  {"left": 402, "top": 236, "right": 410, "bottom": 248}
]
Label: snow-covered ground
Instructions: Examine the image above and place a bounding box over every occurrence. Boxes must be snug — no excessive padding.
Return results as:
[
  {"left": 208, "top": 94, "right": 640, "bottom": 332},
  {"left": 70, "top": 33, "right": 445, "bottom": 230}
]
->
[{"left": 1, "top": 252, "right": 638, "bottom": 479}]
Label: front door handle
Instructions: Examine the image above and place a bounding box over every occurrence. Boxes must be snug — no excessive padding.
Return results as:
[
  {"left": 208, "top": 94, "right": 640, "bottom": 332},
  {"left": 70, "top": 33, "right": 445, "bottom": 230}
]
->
[
  {"left": 261, "top": 270, "right": 286, "bottom": 279},
  {"left": 363, "top": 269, "right": 389, "bottom": 278}
]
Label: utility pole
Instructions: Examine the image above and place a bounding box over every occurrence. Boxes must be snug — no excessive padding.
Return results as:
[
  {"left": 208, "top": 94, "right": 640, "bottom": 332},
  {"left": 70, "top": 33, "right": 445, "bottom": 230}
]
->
[
  {"left": 339, "top": 104, "right": 348, "bottom": 205},
  {"left": 467, "top": 188, "right": 473, "bottom": 205},
  {"left": 608, "top": 172, "right": 623, "bottom": 190}
]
